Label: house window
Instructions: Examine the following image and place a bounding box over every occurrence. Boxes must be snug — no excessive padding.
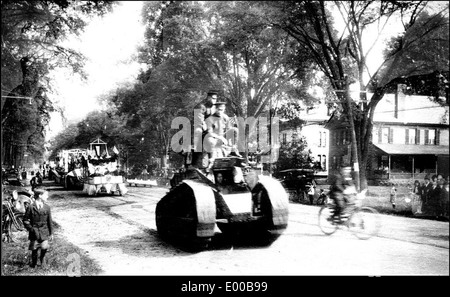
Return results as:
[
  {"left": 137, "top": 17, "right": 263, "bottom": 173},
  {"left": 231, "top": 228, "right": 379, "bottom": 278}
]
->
[
  {"left": 419, "top": 130, "right": 426, "bottom": 145},
  {"left": 342, "top": 130, "right": 347, "bottom": 145},
  {"left": 426, "top": 129, "right": 436, "bottom": 145},
  {"left": 318, "top": 131, "right": 327, "bottom": 147},
  {"left": 406, "top": 129, "right": 416, "bottom": 144},
  {"left": 380, "top": 127, "right": 390, "bottom": 143},
  {"left": 393, "top": 128, "right": 405, "bottom": 144},
  {"left": 332, "top": 156, "right": 337, "bottom": 169},
  {"left": 282, "top": 133, "right": 287, "bottom": 145},
  {"left": 321, "top": 155, "right": 327, "bottom": 171}
]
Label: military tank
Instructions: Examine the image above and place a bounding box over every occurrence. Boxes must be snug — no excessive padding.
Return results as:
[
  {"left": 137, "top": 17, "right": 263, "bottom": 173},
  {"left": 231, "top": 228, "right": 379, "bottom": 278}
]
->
[{"left": 155, "top": 156, "right": 289, "bottom": 249}]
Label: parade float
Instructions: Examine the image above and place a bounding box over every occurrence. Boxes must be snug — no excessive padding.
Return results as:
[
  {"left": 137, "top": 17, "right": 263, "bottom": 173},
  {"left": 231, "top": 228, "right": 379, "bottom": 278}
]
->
[
  {"left": 53, "top": 148, "right": 88, "bottom": 189},
  {"left": 82, "top": 139, "right": 128, "bottom": 196}
]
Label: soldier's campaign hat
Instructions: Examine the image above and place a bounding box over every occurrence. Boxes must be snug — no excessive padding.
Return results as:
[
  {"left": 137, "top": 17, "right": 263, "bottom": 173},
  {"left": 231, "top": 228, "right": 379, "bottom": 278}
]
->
[{"left": 207, "top": 90, "right": 219, "bottom": 97}]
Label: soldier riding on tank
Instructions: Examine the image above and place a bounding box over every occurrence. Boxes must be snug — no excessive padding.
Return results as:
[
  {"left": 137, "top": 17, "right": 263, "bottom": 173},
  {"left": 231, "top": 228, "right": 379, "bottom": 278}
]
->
[{"left": 156, "top": 90, "right": 289, "bottom": 250}]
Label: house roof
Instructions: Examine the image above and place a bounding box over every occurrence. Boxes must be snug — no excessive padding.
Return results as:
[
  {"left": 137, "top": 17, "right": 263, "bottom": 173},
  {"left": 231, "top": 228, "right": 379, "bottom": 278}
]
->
[
  {"left": 325, "top": 92, "right": 449, "bottom": 129},
  {"left": 373, "top": 143, "right": 449, "bottom": 155},
  {"left": 373, "top": 93, "right": 448, "bottom": 124}
]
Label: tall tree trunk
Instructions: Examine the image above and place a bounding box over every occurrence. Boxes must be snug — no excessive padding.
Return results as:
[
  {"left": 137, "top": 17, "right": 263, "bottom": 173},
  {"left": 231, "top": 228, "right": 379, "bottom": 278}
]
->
[
  {"left": 2, "top": 57, "right": 40, "bottom": 167},
  {"left": 358, "top": 88, "right": 386, "bottom": 190}
]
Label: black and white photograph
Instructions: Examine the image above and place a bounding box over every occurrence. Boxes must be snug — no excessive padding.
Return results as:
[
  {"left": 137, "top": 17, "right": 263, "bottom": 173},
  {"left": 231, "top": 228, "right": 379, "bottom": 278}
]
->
[{"left": 1, "top": 0, "right": 448, "bottom": 285}]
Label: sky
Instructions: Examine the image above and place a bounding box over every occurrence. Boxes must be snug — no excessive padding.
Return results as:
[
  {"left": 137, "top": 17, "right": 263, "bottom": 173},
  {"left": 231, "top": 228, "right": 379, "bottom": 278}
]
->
[{"left": 47, "top": 1, "right": 146, "bottom": 139}]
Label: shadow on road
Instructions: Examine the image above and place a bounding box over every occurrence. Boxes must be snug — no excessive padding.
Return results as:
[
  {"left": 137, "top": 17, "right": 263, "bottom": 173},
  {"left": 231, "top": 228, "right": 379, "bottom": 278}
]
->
[
  {"left": 208, "top": 231, "right": 282, "bottom": 251},
  {"left": 89, "top": 228, "right": 194, "bottom": 258},
  {"left": 90, "top": 226, "right": 285, "bottom": 256}
]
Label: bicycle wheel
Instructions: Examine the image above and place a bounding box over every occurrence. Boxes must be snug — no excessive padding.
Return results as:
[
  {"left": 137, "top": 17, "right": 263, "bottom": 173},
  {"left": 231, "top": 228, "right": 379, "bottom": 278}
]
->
[
  {"left": 318, "top": 205, "right": 338, "bottom": 235},
  {"left": 11, "top": 212, "right": 25, "bottom": 232},
  {"left": 348, "top": 207, "right": 380, "bottom": 240}
]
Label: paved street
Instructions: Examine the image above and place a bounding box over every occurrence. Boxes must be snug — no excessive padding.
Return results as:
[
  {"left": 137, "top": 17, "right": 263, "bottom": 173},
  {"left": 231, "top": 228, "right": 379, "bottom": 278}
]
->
[{"left": 47, "top": 182, "right": 449, "bottom": 276}]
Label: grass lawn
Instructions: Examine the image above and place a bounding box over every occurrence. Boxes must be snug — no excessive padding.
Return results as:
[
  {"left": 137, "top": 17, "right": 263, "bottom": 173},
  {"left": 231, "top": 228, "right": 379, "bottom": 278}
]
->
[{"left": 1, "top": 221, "right": 103, "bottom": 276}]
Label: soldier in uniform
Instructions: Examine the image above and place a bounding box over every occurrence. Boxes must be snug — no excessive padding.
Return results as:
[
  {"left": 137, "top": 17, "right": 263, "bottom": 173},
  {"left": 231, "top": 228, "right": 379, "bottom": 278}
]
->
[
  {"left": 204, "top": 100, "right": 236, "bottom": 162},
  {"left": 23, "top": 188, "right": 53, "bottom": 268},
  {"left": 191, "top": 90, "right": 219, "bottom": 168}
]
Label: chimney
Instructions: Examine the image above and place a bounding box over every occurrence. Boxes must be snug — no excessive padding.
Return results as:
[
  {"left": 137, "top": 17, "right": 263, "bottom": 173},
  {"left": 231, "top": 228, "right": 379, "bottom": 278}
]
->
[{"left": 395, "top": 84, "right": 406, "bottom": 119}]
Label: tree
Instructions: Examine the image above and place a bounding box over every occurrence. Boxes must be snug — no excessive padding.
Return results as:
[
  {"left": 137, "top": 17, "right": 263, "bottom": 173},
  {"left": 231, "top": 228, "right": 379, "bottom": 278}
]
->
[
  {"left": 276, "top": 135, "right": 313, "bottom": 173},
  {"left": 268, "top": 1, "right": 449, "bottom": 190},
  {"left": 130, "top": 1, "right": 315, "bottom": 165},
  {"left": 1, "top": 0, "right": 114, "bottom": 167}
]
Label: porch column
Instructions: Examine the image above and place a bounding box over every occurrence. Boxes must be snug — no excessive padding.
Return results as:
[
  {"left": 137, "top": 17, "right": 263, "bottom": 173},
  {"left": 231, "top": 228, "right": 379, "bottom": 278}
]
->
[
  {"left": 388, "top": 155, "right": 391, "bottom": 179},
  {"left": 435, "top": 155, "right": 438, "bottom": 175},
  {"left": 412, "top": 156, "right": 415, "bottom": 180}
]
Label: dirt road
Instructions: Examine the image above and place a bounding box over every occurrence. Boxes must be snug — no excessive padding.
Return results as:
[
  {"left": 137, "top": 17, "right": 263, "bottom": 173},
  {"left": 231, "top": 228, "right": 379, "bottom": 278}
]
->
[{"left": 47, "top": 182, "right": 449, "bottom": 276}]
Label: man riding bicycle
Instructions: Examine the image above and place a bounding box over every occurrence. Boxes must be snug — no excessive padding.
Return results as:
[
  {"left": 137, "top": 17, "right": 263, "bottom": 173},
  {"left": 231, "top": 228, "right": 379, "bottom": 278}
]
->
[{"left": 329, "top": 166, "right": 355, "bottom": 221}]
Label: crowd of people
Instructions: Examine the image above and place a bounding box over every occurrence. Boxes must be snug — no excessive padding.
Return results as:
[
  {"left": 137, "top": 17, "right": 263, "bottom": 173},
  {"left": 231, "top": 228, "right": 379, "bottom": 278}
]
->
[
  {"left": 409, "top": 174, "right": 449, "bottom": 218},
  {"left": 327, "top": 168, "right": 449, "bottom": 220}
]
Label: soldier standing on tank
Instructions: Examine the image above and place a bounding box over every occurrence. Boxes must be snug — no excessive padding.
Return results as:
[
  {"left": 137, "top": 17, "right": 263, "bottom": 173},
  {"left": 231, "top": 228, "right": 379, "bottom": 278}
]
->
[
  {"left": 192, "top": 90, "right": 219, "bottom": 168},
  {"left": 204, "top": 100, "right": 235, "bottom": 162}
]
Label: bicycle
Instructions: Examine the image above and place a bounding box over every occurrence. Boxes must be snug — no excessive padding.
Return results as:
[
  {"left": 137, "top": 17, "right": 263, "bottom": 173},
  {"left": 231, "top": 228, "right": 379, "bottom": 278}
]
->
[
  {"left": 318, "top": 189, "right": 380, "bottom": 240},
  {"left": 2, "top": 190, "right": 27, "bottom": 242},
  {"left": 2, "top": 180, "right": 33, "bottom": 242}
]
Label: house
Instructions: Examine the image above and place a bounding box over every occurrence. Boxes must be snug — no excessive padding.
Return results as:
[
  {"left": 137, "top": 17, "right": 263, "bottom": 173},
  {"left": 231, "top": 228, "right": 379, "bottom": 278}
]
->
[
  {"left": 325, "top": 84, "right": 449, "bottom": 183},
  {"left": 279, "top": 102, "right": 330, "bottom": 177}
]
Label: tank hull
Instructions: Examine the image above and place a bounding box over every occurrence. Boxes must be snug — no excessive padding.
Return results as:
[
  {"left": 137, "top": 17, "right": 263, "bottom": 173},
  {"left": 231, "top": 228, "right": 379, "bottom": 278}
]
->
[{"left": 155, "top": 168, "right": 289, "bottom": 249}]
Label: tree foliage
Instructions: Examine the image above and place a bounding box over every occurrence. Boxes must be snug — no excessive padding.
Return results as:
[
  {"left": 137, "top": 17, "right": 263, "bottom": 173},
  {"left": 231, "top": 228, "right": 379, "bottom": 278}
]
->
[
  {"left": 267, "top": 0, "right": 449, "bottom": 189},
  {"left": 100, "top": 1, "right": 316, "bottom": 169},
  {"left": 1, "top": 0, "right": 114, "bottom": 167},
  {"left": 45, "top": 1, "right": 448, "bottom": 179},
  {"left": 275, "top": 135, "right": 313, "bottom": 173}
]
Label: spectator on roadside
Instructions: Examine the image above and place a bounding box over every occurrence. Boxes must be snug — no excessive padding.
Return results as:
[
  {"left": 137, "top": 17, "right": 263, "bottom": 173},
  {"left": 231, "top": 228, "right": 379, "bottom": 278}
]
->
[
  {"left": 412, "top": 180, "right": 423, "bottom": 214},
  {"left": 141, "top": 167, "right": 149, "bottom": 180},
  {"left": 307, "top": 182, "right": 315, "bottom": 205},
  {"left": 23, "top": 187, "right": 53, "bottom": 268},
  {"left": 30, "top": 172, "right": 43, "bottom": 191},
  {"left": 297, "top": 175, "right": 307, "bottom": 201},
  {"left": 421, "top": 176, "right": 433, "bottom": 214},
  {"left": 317, "top": 189, "right": 328, "bottom": 205},
  {"left": 437, "top": 179, "right": 447, "bottom": 217},
  {"left": 390, "top": 185, "right": 397, "bottom": 210},
  {"left": 431, "top": 174, "right": 438, "bottom": 184},
  {"left": 428, "top": 178, "right": 441, "bottom": 217},
  {"left": 442, "top": 182, "right": 449, "bottom": 218}
]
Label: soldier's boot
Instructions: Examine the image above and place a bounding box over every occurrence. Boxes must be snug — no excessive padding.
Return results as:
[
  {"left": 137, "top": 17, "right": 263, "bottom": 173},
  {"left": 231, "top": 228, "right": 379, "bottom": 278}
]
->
[
  {"left": 30, "top": 250, "right": 38, "bottom": 268},
  {"left": 39, "top": 249, "right": 47, "bottom": 267}
]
